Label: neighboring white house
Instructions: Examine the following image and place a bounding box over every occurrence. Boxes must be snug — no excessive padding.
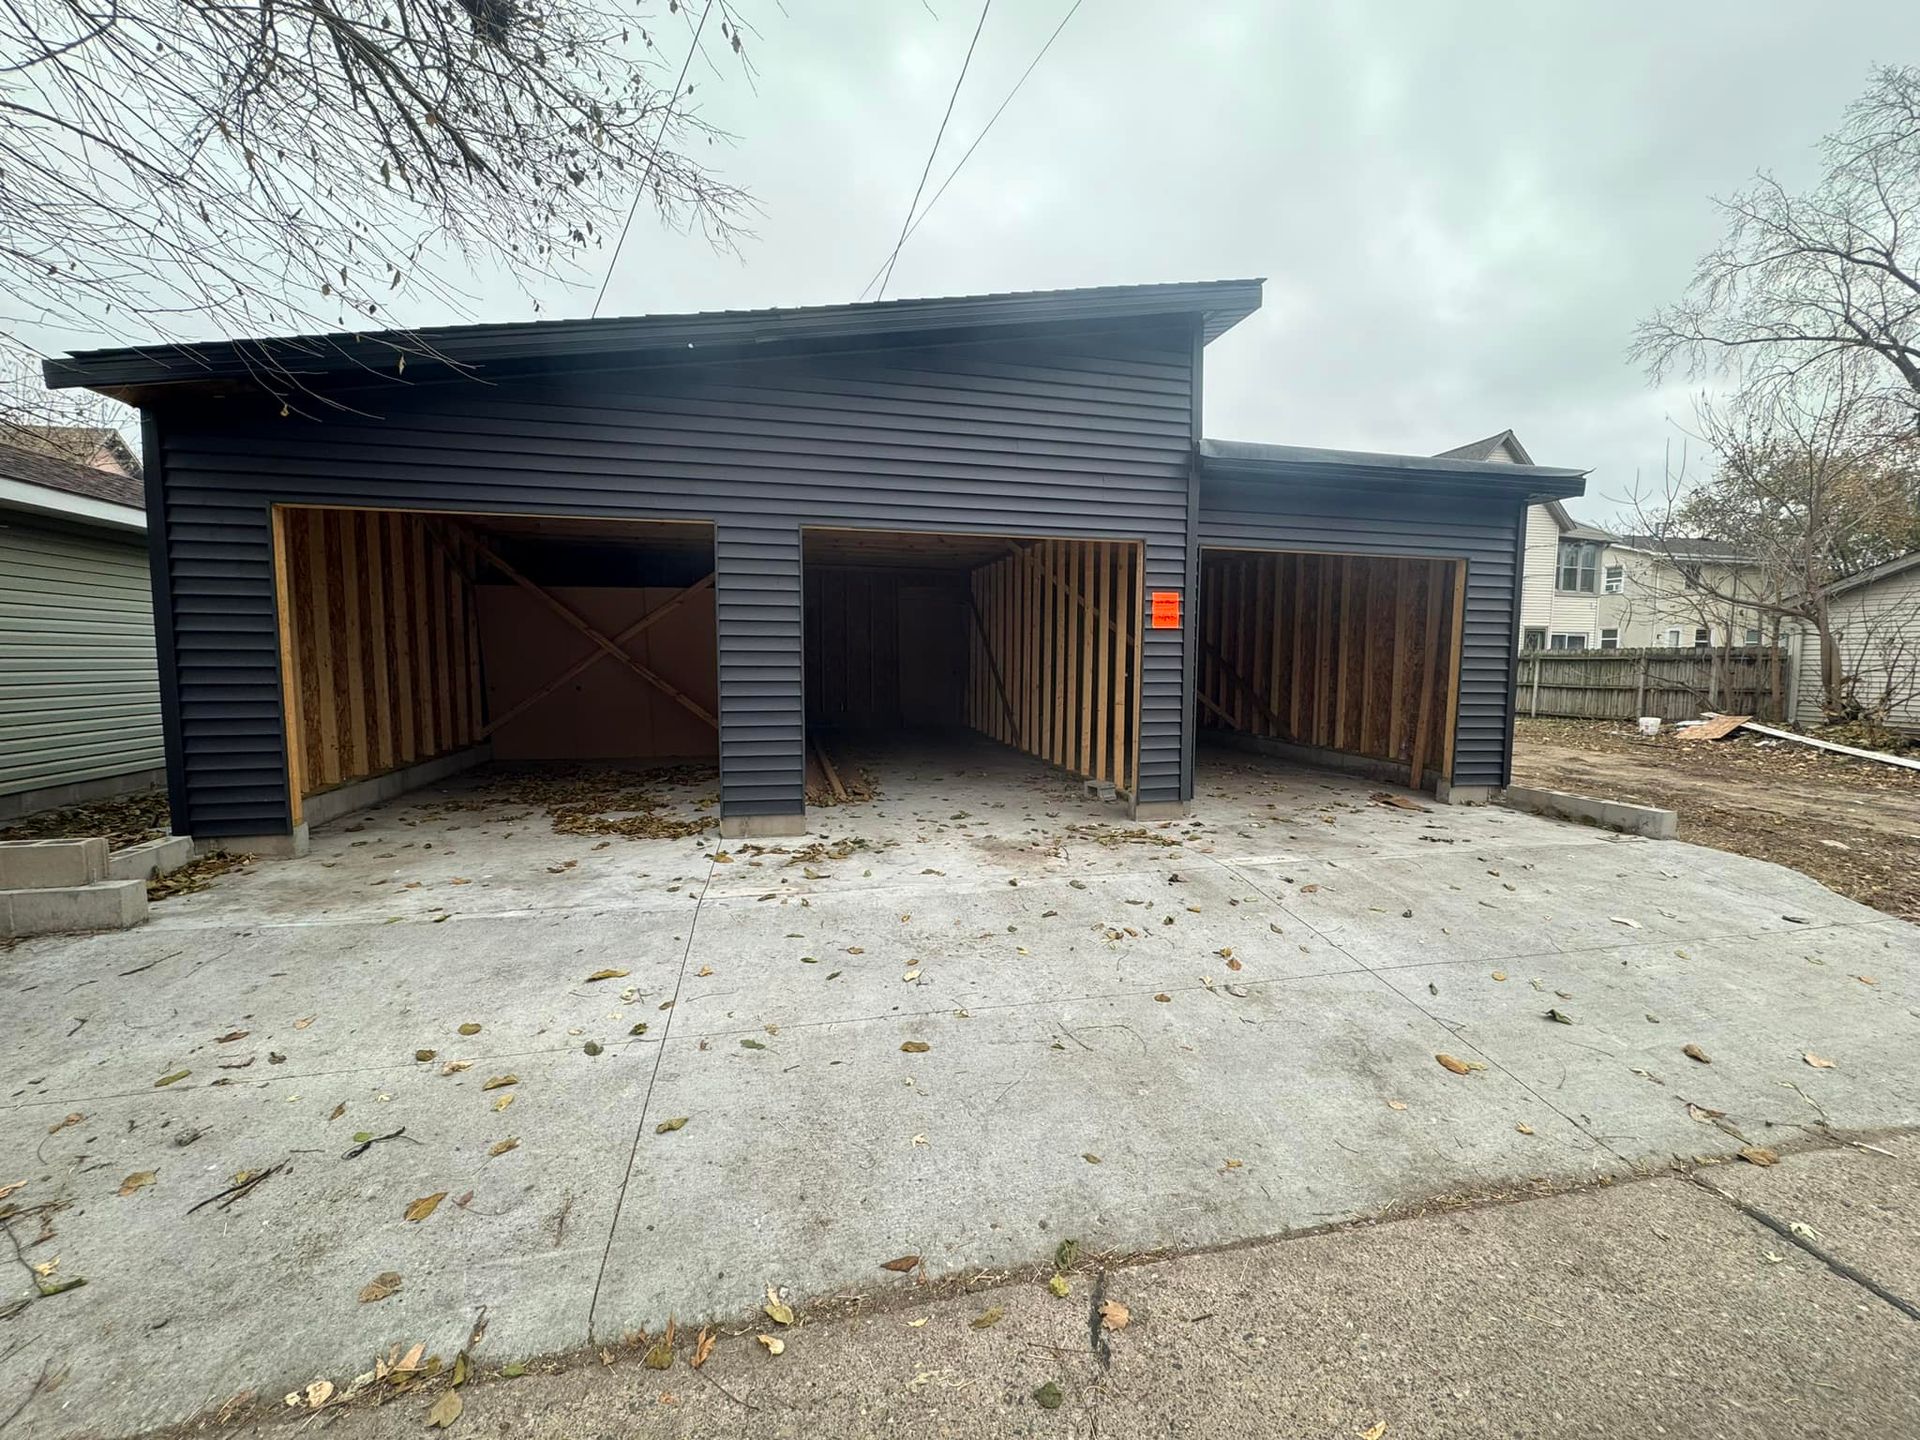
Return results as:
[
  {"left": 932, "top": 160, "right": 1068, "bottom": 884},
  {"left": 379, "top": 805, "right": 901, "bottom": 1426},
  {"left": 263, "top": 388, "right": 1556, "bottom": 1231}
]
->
[
  {"left": 0, "top": 442, "right": 165, "bottom": 819},
  {"left": 1439, "top": 432, "right": 1770, "bottom": 653},
  {"left": 1789, "top": 550, "right": 1920, "bottom": 735}
]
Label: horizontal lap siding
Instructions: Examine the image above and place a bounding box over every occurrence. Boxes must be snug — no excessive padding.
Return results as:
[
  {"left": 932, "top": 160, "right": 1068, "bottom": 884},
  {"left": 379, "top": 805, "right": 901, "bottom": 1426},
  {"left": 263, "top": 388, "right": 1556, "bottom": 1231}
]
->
[
  {"left": 155, "top": 325, "right": 1195, "bottom": 835},
  {"left": 1197, "top": 481, "right": 1525, "bottom": 787}
]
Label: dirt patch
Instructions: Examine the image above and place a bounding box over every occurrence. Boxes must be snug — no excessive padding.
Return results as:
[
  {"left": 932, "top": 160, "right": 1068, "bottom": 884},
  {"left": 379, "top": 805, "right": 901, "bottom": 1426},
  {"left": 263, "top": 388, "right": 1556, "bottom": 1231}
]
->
[
  {"left": 1513, "top": 718, "right": 1920, "bottom": 922},
  {"left": 0, "top": 789, "right": 170, "bottom": 851},
  {"left": 431, "top": 763, "right": 719, "bottom": 841}
]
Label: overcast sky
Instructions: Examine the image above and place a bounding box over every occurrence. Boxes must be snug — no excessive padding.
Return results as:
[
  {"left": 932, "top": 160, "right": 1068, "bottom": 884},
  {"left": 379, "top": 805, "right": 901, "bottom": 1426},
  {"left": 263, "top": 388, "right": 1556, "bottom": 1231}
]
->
[{"left": 540, "top": 0, "right": 1918, "bottom": 525}]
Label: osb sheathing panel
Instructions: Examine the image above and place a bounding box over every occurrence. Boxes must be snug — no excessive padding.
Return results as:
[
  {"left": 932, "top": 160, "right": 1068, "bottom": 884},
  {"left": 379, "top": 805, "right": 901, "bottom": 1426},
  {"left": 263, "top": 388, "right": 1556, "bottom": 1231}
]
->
[
  {"left": 278, "top": 507, "right": 483, "bottom": 801},
  {"left": 477, "top": 585, "right": 717, "bottom": 761},
  {"left": 1198, "top": 550, "right": 1464, "bottom": 786}
]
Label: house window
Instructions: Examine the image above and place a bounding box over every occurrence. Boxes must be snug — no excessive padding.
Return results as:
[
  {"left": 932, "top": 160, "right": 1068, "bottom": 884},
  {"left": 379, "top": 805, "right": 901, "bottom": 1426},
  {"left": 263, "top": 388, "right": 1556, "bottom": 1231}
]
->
[
  {"left": 1663, "top": 627, "right": 1682, "bottom": 647},
  {"left": 1602, "top": 565, "right": 1624, "bottom": 595},
  {"left": 1549, "top": 632, "right": 1588, "bottom": 651},
  {"left": 1743, "top": 627, "right": 1761, "bottom": 645},
  {"left": 1521, "top": 627, "right": 1547, "bottom": 652},
  {"left": 1599, "top": 629, "right": 1619, "bottom": 650},
  {"left": 1557, "top": 540, "right": 1600, "bottom": 593},
  {"left": 1693, "top": 627, "right": 1710, "bottom": 648}
]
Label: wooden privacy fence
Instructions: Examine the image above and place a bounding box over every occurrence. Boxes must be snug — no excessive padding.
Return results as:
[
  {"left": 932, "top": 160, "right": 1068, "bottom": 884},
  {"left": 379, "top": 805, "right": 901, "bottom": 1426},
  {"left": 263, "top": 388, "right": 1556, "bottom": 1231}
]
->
[
  {"left": 966, "top": 538, "right": 1142, "bottom": 798},
  {"left": 1517, "top": 647, "right": 1785, "bottom": 722},
  {"left": 1198, "top": 550, "right": 1465, "bottom": 788}
]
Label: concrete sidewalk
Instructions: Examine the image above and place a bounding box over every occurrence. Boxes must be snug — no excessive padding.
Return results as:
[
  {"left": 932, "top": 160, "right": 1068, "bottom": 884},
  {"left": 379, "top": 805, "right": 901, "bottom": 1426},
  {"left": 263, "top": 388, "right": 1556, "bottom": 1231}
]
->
[
  {"left": 167, "top": 1137, "right": 1920, "bottom": 1439},
  {"left": 3, "top": 742, "right": 1918, "bottom": 1438}
]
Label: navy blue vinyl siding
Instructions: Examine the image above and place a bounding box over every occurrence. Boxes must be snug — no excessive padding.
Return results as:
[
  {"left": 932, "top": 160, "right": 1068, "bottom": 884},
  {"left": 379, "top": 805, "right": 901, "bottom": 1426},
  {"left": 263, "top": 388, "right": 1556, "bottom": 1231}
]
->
[
  {"left": 151, "top": 321, "right": 1197, "bottom": 836},
  {"left": 1196, "top": 478, "right": 1526, "bottom": 788}
]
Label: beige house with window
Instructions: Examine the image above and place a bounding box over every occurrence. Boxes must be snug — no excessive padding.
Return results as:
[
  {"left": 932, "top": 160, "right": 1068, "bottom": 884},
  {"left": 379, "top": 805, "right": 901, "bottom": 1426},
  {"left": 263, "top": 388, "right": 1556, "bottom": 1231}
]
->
[{"left": 1440, "top": 433, "right": 1771, "bottom": 652}]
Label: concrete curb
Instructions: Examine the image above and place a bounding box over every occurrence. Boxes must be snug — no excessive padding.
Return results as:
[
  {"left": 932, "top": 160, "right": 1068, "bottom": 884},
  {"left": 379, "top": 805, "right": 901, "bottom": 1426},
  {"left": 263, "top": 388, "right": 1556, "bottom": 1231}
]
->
[
  {"left": 107, "top": 834, "right": 195, "bottom": 882},
  {"left": 1501, "top": 783, "right": 1677, "bottom": 839}
]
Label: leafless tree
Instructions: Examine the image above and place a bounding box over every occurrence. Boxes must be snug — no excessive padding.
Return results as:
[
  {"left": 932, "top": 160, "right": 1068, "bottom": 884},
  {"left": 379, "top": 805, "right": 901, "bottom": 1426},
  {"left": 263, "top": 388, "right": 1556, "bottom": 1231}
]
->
[
  {"left": 0, "top": 350, "right": 132, "bottom": 459},
  {"left": 1624, "top": 365, "right": 1920, "bottom": 719},
  {"left": 0, "top": 1, "right": 757, "bottom": 414},
  {"left": 1635, "top": 65, "right": 1920, "bottom": 442}
]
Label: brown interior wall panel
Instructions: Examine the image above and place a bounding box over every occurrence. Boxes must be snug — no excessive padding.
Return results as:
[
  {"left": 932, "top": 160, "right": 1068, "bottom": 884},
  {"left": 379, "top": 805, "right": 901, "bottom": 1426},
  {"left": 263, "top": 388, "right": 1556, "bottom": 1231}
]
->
[
  {"left": 477, "top": 584, "right": 718, "bottom": 761},
  {"left": 275, "top": 507, "right": 486, "bottom": 801},
  {"left": 1197, "top": 550, "right": 1463, "bottom": 786},
  {"left": 961, "top": 539, "right": 1141, "bottom": 796}
]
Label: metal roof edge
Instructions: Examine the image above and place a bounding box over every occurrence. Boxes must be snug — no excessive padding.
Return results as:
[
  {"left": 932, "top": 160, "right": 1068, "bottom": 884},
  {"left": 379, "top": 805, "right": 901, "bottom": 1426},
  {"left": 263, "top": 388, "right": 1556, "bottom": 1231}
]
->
[
  {"left": 45, "top": 278, "right": 1266, "bottom": 395},
  {"left": 1200, "top": 437, "right": 1588, "bottom": 500}
]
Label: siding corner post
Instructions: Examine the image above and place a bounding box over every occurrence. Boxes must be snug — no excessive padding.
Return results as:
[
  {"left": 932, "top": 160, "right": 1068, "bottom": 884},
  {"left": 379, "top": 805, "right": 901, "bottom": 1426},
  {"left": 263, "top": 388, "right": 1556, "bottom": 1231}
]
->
[
  {"left": 1175, "top": 312, "right": 1205, "bottom": 812},
  {"left": 140, "top": 412, "right": 192, "bottom": 833},
  {"left": 714, "top": 519, "right": 807, "bottom": 838}
]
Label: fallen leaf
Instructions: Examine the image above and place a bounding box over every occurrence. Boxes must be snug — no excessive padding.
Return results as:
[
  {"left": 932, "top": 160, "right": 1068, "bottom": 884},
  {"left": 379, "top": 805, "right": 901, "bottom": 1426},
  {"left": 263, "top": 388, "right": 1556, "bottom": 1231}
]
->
[
  {"left": 480, "top": 1074, "right": 518, "bottom": 1091},
  {"left": 441, "top": 1060, "right": 472, "bottom": 1076},
  {"left": 488, "top": 1138, "right": 520, "bottom": 1157},
  {"left": 741, "top": 1038, "right": 766, "bottom": 1050},
  {"left": 47, "top": 1112, "right": 84, "bottom": 1135},
  {"left": 415, "top": 1049, "right": 437, "bottom": 1062},
  {"left": 1686, "top": 1102, "right": 1726, "bottom": 1122},
  {"left": 1515, "top": 1123, "right": 1534, "bottom": 1135},
  {"left": 1153, "top": 993, "right": 1172, "bottom": 1003},
  {"left": 493, "top": 1093, "right": 515, "bottom": 1113},
  {"left": 1608, "top": 916, "right": 1641, "bottom": 929},
  {"left": 1739, "top": 1146, "right": 1779, "bottom": 1167},
  {"left": 359, "top": 1272, "right": 402, "bottom": 1304},
  {"left": 293, "top": 1016, "right": 316, "bottom": 1030},
  {"left": 690, "top": 1327, "right": 716, "bottom": 1369},
  {"left": 1226, "top": 957, "right": 1243, "bottom": 972},
  {"left": 1098, "top": 1299, "right": 1131, "bottom": 1331},
  {"left": 502, "top": 1363, "right": 527, "bottom": 1378},
  {"left": 880, "top": 1255, "right": 919, "bottom": 1273},
  {"left": 427, "top": 1390, "right": 462, "bottom": 1428},
  {"left": 118, "top": 1170, "right": 156, "bottom": 1196},
  {"left": 1855, "top": 975, "right": 1879, "bottom": 986},
  {"left": 970, "top": 1305, "right": 1004, "bottom": 1330},
  {"left": 695, "top": 965, "right": 714, "bottom": 977},
  {"left": 1803, "top": 1052, "right": 1835, "bottom": 1069},
  {"left": 1545, "top": 1008, "right": 1574, "bottom": 1025},
  {"left": 216, "top": 1029, "right": 249, "bottom": 1043},
  {"left": 1385, "top": 1099, "right": 1408, "bottom": 1111},
  {"left": 0, "top": 1180, "right": 22, "bottom": 1201},
  {"left": 656, "top": 1116, "right": 689, "bottom": 1133},
  {"left": 756, "top": 1334, "right": 785, "bottom": 1356},
  {"left": 1360, "top": 1423, "right": 1388, "bottom": 1440},
  {"left": 1048, "top": 1274, "right": 1070, "bottom": 1298},
  {"left": 305, "top": 1379, "right": 334, "bottom": 1409},
  {"left": 1491, "top": 971, "right": 1507, "bottom": 982},
  {"left": 405, "top": 1192, "right": 447, "bottom": 1222},
  {"left": 1435, "top": 1053, "right": 1480, "bottom": 1075},
  {"left": 458, "top": 1023, "right": 481, "bottom": 1036},
  {"left": 1683, "top": 1044, "right": 1711, "bottom": 1065},
  {"left": 395, "top": 1342, "right": 427, "bottom": 1372},
  {"left": 643, "top": 1325, "right": 675, "bottom": 1371},
  {"left": 1033, "top": 1381, "right": 1064, "bottom": 1410},
  {"left": 153, "top": 1070, "right": 189, "bottom": 1088},
  {"left": 584, "top": 1041, "right": 603, "bottom": 1056},
  {"left": 764, "top": 1287, "right": 795, "bottom": 1325},
  {"left": 585, "top": 969, "right": 630, "bottom": 982},
  {"left": 900, "top": 1041, "right": 930, "bottom": 1054},
  {"left": 1083, "top": 1152, "right": 1102, "bottom": 1163}
]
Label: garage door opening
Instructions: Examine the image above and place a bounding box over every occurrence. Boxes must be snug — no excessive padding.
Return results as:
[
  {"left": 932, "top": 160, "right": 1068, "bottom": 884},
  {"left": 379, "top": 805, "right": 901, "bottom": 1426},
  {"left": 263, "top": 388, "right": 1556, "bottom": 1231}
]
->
[
  {"left": 270, "top": 506, "right": 717, "bottom": 831},
  {"left": 802, "top": 528, "right": 1142, "bottom": 815},
  {"left": 1195, "top": 548, "right": 1465, "bottom": 790}
]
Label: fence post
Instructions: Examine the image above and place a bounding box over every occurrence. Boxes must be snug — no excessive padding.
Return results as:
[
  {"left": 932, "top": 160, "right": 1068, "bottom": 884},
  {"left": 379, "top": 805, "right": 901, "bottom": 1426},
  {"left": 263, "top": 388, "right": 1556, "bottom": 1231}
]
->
[
  {"left": 1529, "top": 654, "right": 1541, "bottom": 717},
  {"left": 1634, "top": 656, "right": 1648, "bottom": 718}
]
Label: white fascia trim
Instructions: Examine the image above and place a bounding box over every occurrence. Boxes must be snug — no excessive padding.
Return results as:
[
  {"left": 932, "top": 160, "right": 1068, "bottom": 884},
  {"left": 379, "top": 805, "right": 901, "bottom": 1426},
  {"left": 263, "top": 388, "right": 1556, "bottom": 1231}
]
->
[{"left": 0, "top": 475, "right": 145, "bottom": 533}]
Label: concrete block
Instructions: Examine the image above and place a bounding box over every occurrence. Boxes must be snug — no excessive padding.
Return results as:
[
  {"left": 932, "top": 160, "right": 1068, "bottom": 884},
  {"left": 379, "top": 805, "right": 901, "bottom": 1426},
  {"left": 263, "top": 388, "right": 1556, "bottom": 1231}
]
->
[
  {"left": 1434, "top": 781, "right": 1500, "bottom": 806},
  {"left": 2, "top": 878, "right": 147, "bottom": 937},
  {"left": 197, "top": 825, "right": 309, "bottom": 859},
  {"left": 720, "top": 812, "right": 807, "bottom": 839},
  {"left": 0, "top": 836, "right": 108, "bottom": 889},
  {"left": 1501, "top": 784, "right": 1677, "bottom": 840},
  {"left": 107, "top": 835, "right": 195, "bottom": 882}
]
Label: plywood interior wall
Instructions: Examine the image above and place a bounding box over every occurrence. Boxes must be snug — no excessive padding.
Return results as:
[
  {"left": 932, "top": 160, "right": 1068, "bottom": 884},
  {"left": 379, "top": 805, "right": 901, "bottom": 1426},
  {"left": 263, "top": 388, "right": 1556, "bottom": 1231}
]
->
[
  {"left": 477, "top": 585, "right": 717, "bottom": 761},
  {"left": 804, "top": 567, "right": 967, "bottom": 729},
  {"left": 274, "top": 507, "right": 482, "bottom": 807},
  {"left": 965, "top": 539, "right": 1142, "bottom": 796},
  {"left": 1197, "top": 549, "right": 1465, "bottom": 786}
]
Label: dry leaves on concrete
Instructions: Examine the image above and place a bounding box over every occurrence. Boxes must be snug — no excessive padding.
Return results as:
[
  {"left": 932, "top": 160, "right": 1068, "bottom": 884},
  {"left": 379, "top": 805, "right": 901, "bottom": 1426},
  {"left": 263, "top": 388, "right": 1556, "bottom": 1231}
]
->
[
  {"left": 358, "top": 1272, "right": 402, "bottom": 1304},
  {"left": 480, "top": 1074, "right": 518, "bottom": 1091},
  {"left": 763, "top": 1287, "right": 795, "bottom": 1326},
  {"left": 880, "top": 1255, "right": 919, "bottom": 1273},
  {"left": 1033, "top": 1381, "right": 1064, "bottom": 1410},
  {"left": 969, "top": 1305, "right": 1005, "bottom": 1330},
  {"left": 405, "top": 1192, "right": 446, "bottom": 1222},
  {"left": 656, "top": 1116, "right": 689, "bottom": 1134},
  {"left": 900, "top": 1041, "right": 930, "bottom": 1054},
  {"left": 47, "top": 1112, "right": 83, "bottom": 1135},
  {"left": 117, "top": 1170, "right": 156, "bottom": 1196},
  {"left": 153, "top": 1070, "right": 189, "bottom": 1088},
  {"left": 1097, "top": 1299, "right": 1130, "bottom": 1331},
  {"left": 1683, "top": 1044, "right": 1712, "bottom": 1064},
  {"left": 1803, "top": 1052, "right": 1836, "bottom": 1069},
  {"left": 690, "top": 1327, "right": 716, "bottom": 1369},
  {"left": 1435, "top": 1053, "right": 1485, "bottom": 1075},
  {"left": 1739, "top": 1146, "right": 1780, "bottom": 1167},
  {"left": 488, "top": 1138, "right": 520, "bottom": 1157},
  {"left": 427, "top": 1390, "right": 463, "bottom": 1428},
  {"left": 756, "top": 1334, "right": 785, "bottom": 1356},
  {"left": 585, "top": 968, "right": 629, "bottom": 983}
]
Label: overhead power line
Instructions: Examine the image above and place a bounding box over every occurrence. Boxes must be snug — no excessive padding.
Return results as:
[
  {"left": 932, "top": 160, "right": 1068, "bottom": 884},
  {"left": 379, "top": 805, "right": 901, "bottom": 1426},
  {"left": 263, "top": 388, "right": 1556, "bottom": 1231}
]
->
[
  {"left": 593, "top": 0, "right": 718, "bottom": 319},
  {"left": 873, "top": 0, "right": 994, "bottom": 303},
  {"left": 859, "top": 0, "right": 1086, "bottom": 304}
]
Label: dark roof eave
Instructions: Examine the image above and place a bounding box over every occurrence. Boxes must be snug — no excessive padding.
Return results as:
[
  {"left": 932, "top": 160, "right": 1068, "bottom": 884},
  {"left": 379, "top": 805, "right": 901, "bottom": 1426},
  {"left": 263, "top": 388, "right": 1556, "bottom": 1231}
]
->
[
  {"left": 44, "top": 278, "right": 1266, "bottom": 396},
  {"left": 1201, "top": 438, "right": 1587, "bottom": 502}
]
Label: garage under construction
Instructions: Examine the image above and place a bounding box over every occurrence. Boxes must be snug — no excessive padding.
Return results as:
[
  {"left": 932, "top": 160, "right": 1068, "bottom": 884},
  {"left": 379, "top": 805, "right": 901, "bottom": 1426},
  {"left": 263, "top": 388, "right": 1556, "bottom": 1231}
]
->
[
  {"left": 271, "top": 506, "right": 716, "bottom": 826},
  {"left": 800, "top": 528, "right": 1143, "bottom": 808},
  {"left": 1194, "top": 549, "right": 1465, "bottom": 788}
]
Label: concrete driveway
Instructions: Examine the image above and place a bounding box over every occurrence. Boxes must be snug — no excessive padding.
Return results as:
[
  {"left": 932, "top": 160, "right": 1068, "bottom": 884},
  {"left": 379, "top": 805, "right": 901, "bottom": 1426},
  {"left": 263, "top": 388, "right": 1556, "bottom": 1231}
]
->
[{"left": 4, "top": 741, "right": 1918, "bottom": 1438}]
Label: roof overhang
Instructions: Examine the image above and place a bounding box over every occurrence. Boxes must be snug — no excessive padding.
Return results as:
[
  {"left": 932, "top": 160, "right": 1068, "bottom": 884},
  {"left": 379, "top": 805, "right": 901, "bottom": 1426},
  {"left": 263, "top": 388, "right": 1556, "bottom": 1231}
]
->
[
  {"left": 1201, "top": 438, "right": 1587, "bottom": 502},
  {"left": 44, "top": 279, "right": 1266, "bottom": 401},
  {"left": 0, "top": 475, "right": 146, "bottom": 533}
]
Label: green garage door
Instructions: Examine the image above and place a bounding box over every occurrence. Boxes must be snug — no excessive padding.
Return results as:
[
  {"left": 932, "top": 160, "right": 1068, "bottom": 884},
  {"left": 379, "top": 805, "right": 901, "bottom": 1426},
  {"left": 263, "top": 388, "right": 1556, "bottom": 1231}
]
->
[{"left": 0, "top": 516, "right": 163, "bottom": 800}]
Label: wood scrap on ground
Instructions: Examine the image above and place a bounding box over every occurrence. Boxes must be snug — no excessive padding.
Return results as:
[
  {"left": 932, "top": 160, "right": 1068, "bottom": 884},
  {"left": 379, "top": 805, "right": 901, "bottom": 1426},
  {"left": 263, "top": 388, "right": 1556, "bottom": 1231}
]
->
[
  {"left": 1676, "top": 713, "right": 1752, "bottom": 742},
  {"left": 804, "top": 741, "right": 875, "bottom": 807},
  {"left": 1738, "top": 721, "right": 1920, "bottom": 772}
]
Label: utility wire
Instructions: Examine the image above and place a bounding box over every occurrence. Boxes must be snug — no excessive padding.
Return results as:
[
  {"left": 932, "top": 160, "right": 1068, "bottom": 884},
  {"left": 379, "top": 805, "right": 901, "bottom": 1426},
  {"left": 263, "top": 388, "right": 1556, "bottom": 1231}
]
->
[
  {"left": 858, "top": 0, "right": 1084, "bottom": 304},
  {"left": 873, "top": 0, "right": 993, "bottom": 302},
  {"left": 593, "top": 0, "right": 718, "bottom": 318}
]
